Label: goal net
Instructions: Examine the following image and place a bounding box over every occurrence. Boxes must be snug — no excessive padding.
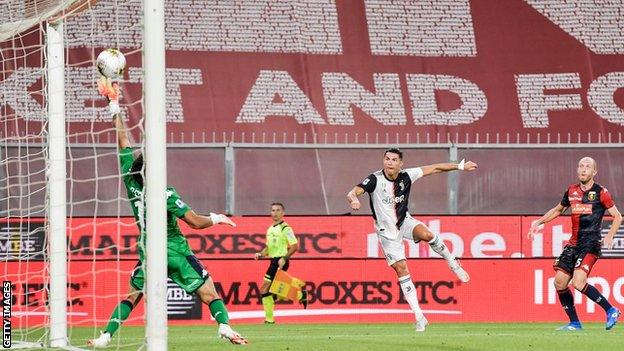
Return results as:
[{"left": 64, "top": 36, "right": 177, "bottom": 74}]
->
[{"left": 1, "top": 0, "right": 149, "bottom": 349}]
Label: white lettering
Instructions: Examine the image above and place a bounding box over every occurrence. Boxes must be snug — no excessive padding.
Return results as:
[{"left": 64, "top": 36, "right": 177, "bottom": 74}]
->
[
  {"left": 427, "top": 220, "right": 464, "bottom": 257},
  {"left": 552, "top": 225, "right": 570, "bottom": 257},
  {"left": 1, "top": 67, "right": 202, "bottom": 122},
  {"left": 515, "top": 73, "right": 583, "bottom": 128},
  {"left": 534, "top": 269, "right": 543, "bottom": 304},
  {"left": 407, "top": 74, "right": 487, "bottom": 125},
  {"left": 614, "top": 277, "right": 624, "bottom": 304},
  {"left": 536, "top": 270, "right": 624, "bottom": 313},
  {"left": 531, "top": 221, "right": 544, "bottom": 257},
  {"left": 367, "top": 232, "right": 379, "bottom": 257},
  {"left": 236, "top": 70, "right": 324, "bottom": 124},
  {"left": 128, "top": 68, "right": 203, "bottom": 123},
  {"left": 0, "top": 67, "right": 44, "bottom": 120},
  {"left": 470, "top": 232, "right": 506, "bottom": 258},
  {"left": 588, "top": 72, "right": 624, "bottom": 126},
  {"left": 323, "top": 73, "right": 406, "bottom": 125},
  {"left": 547, "top": 276, "right": 556, "bottom": 304}
]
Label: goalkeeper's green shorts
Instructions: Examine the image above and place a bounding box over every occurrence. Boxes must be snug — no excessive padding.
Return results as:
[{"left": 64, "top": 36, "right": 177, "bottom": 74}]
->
[{"left": 129, "top": 254, "right": 209, "bottom": 294}]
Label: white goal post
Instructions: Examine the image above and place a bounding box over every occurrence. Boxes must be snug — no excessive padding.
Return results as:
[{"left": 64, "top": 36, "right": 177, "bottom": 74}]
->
[{"left": 142, "top": 0, "right": 168, "bottom": 350}]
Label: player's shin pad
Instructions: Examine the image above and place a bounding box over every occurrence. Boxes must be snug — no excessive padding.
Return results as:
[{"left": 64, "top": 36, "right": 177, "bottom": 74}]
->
[{"left": 269, "top": 269, "right": 306, "bottom": 302}]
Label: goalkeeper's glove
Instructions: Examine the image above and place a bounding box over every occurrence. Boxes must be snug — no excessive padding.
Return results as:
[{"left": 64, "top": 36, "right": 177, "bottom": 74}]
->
[
  {"left": 209, "top": 213, "right": 237, "bottom": 227},
  {"left": 97, "top": 77, "right": 121, "bottom": 118}
]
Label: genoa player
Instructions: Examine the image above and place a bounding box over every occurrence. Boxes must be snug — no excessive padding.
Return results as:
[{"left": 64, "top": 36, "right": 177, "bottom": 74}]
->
[{"left": 529, "top": 157, "right": 622, "bottom": 330}]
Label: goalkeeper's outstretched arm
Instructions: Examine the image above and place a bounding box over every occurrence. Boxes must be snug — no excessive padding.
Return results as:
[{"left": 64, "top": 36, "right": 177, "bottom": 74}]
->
[
  {"left": 113, "top": 115, "right": 131, "bottom": 149},
  {"left": 182, "top": 210, "right": 236, "bottom": 229}
]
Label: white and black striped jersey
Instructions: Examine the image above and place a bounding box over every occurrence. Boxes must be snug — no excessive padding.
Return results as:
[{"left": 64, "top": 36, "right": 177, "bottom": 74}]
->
[{"left": 357, "top": 168, "right": 423, "bottom": 238}]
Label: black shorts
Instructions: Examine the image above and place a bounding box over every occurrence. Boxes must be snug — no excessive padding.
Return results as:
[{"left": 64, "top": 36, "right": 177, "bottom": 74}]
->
[
  {"left": 264, "top": 257, "right": 290, "bottom": 281},
  {"left": 553, "top": 244, "right": 601, "bottom": 276}
]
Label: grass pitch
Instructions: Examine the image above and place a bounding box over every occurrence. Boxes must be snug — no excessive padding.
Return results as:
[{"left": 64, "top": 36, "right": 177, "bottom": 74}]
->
[{"left": 17, "top": 323, "right": 624, "bottom": 350}]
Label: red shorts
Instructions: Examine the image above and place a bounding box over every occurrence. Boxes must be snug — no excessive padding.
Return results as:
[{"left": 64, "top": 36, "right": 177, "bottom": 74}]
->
[{"left": 553, "top": 245, "right": 600, "bottom": 276}]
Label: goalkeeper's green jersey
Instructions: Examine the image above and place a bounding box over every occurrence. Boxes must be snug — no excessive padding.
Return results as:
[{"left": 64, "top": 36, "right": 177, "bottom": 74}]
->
[
  {"left": 119, "top": 147, "right": 193, "bottom": 260},
  {"left": 266, "top": 221, "right": 298, "bottom": 258}
]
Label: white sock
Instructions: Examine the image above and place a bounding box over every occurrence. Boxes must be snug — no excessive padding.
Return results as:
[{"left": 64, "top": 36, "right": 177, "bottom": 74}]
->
[
  {"left": 398, "top": 275, "right": 424, "bottom": 319},
  {"left": 428, "top": 234, "right": 454, "bottom": 262}
]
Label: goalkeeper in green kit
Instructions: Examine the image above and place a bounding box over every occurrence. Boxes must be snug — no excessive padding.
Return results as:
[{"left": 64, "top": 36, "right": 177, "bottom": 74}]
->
[{"left": 88, "top": 78, "right": 248, "bottom": 346}]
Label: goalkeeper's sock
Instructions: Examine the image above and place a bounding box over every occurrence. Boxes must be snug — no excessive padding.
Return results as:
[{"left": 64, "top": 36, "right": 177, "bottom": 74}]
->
[
  {"left": 104, "top": 300, "right": 134, "bottom": 336},
  {"left": 262, "top": 293, "right": 275, "bottom": 322},
  {"left": 428, "top": 234, "right": 453, "bottom": 261},
  {"left": 209, "top": 299, "right": 230, "bottom": 324},
  {"left": 580, "top": 283, "right": 613, "bottom": 313},
  {"left": 557, "top": 288, "right": 580, "bottom": 323},
  {"left": 398, "top": 275, "right": 424, "bottom": 319}
]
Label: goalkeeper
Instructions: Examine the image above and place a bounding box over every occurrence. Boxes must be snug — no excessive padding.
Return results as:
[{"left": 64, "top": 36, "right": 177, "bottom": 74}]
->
[
  {"left": 88, "top": 79, "right": 248, "bottom": 346},
  {"left": 253, "top": 203, "right": 307, "bottom": 324}
]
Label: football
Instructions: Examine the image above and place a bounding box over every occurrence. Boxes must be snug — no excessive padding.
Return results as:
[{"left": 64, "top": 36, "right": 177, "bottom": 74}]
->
[{"left": 96, "top": 48, "right": 126, "bottom": 79}]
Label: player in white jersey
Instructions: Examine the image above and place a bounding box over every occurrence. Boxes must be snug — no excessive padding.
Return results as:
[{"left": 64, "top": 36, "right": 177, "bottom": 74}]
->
[{"left": 347, "top": 148, "right": 477, "bottom": 332}]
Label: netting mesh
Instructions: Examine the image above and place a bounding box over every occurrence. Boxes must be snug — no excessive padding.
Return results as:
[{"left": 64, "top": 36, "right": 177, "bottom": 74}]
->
[
  {"left": 1, "top": 3, "right": 49, "bottom": 346},
  {"left": 1, "top": 0, "right": 144, "bottom": 348}
]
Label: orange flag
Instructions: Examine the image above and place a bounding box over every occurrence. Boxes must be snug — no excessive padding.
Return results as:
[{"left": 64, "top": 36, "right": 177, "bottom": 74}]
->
[{"left": 269, "top": 269, "right": 305, "bottom": 302}]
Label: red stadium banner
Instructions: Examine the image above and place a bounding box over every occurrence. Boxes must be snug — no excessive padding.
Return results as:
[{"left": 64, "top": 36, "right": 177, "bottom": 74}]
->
[
  {"left": 64, "top": 215, "right": 578, "bottom": 260},
  {"left": 7, "top": 215, "right": 613, "bottom": 262},
  {"left": 4, "top": 259, "right": 624, "bottom": 327},
  {"left": 5, "top": 1, "right": 624, "bottom": 143},
  {"left": 104, "top": 1, "right": 624, "bottom": 142}
]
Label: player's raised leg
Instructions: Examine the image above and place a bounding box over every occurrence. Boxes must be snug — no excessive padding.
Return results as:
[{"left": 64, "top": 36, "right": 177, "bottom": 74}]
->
[
  {"left": 196, "top": 277, "right": 248, "bottom": 344},
  {"left": 390, "top": 259, "right": 428, "bottom": 332},
  {"left": 413, "top": 224, "right": 469, "bottom": 283},
  {"left": 571, "top": 262, "right": 620, "bottom": 330}
]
